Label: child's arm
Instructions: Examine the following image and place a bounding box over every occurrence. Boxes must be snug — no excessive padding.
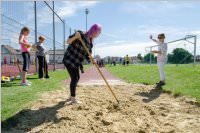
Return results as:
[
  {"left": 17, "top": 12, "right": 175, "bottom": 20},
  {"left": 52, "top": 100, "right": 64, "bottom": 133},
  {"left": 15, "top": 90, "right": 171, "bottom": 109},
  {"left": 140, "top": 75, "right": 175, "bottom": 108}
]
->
[
  {"left": 80, "top": 64, "right": 84, "bottom": 73},
  {"left": 32, "top": 44, "right": 39, "bottom": 51},
  {"left": 66, "top": 32, "right": 81, "bottom": 45},
  {"left": 149, "top": 35, "right": 158, "bottom": 43},
  {"left": 19, "top": 35, "right": 31, "bottom": 47}
]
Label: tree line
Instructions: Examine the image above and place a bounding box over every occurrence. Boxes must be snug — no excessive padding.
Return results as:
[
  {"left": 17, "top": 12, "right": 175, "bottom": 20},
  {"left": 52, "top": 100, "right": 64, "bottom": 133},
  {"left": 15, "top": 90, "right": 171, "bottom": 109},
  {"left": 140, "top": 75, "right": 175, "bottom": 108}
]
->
[{"left": 137, "top": 48, "right": 193, "bottom": 64}]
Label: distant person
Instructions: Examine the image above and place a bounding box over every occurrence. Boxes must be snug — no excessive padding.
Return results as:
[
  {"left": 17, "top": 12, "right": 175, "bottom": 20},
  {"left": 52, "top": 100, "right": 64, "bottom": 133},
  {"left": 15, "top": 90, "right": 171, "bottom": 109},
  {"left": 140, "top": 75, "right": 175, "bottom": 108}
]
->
[
  {"left": 125, "top": 55, "right": 129, "bottom": 65},
  {"left": 63, "top": 24, "right": 102, "bottom": 105},
  {"left": 122, "top": 58, "right": 125, "bottom": 66},
  {"left": 113, "top": 60, "right": 116, "bottom": 66},
  {"left": 19, "top": 27, "right": 32, "bottom": 86},
  {"left": 150, "top": 33, "right": 167, "bottom": 87},
  {"left": 33, "top": 36, "right": 50, "bottom": 79},
  {"left": 100, "top": 59, "right": 104, "bottom": 67}
]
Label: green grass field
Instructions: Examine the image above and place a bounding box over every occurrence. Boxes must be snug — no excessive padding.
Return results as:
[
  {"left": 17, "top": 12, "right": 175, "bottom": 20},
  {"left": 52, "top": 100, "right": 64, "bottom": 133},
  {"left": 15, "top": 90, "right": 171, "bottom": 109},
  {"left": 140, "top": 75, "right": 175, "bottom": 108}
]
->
[
  {"left": 107, "top": 64, "right": 200, "bottom": 103},
  {"left": 1, "top": 70, "right": 69, "bottom": 121}
]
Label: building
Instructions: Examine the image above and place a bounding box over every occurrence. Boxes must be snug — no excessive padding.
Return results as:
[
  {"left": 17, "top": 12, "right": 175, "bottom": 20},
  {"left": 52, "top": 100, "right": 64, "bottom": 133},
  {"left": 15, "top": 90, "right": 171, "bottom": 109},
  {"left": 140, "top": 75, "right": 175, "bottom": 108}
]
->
[
  {"left": 1, "top": 45, "right": 18, "bottom": 64},
  {"left": 48, "top": 49, "right": 65, "bottom": 64},
  {"left": 1, "top": 45, "right": 36, "bottom": 65}
]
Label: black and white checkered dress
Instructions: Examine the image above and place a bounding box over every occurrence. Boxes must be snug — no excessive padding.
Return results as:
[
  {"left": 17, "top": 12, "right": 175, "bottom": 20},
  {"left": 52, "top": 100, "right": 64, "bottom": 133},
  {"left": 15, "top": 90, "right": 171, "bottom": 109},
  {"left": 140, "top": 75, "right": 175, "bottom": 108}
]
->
[{"left": 63, "top": 30, "right": 92, "bottom": 68}]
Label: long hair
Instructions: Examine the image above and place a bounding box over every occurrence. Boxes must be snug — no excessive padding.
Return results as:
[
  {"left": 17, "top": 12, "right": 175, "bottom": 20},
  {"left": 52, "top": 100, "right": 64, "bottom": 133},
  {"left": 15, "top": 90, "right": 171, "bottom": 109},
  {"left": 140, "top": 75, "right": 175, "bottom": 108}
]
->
[
  {"left": 85, "top": 24, "right": 102, "bottom": 42},
  {"left": 20, "top": 26, "right": 30, "bottom": 35},
  {"left": 19, "top": 27, "right": 30, "bottom": 43}
]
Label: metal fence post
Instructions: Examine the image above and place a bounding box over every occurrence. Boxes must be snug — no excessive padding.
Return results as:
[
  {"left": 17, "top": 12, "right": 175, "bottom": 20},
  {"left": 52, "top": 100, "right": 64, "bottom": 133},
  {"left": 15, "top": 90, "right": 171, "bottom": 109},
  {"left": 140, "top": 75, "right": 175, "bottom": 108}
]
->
[
  {"left": 63, "top": 21, "right": 65, "bottom": 50},
  {"left": 194, "top": 35, "right": 197, "bottom": 66},
  {"left": 150, "top": 47, "right": 152, "bottom": 65},
  {"left": 52, "top": 1, "right": 56, "bottom": 71},
  {"left": 70, "top": 27, "right": 72, "bottom": 35},
  {"left": 34, "top": 1, "right": 38, "bottom": 73}
]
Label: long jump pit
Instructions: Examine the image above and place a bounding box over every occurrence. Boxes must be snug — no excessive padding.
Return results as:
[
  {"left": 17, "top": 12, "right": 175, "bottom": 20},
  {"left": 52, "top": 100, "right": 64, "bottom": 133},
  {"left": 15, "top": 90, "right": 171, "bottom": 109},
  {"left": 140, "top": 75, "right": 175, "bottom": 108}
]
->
[{"left": 3, "top": 67, "right": 200, "bottom": 133}]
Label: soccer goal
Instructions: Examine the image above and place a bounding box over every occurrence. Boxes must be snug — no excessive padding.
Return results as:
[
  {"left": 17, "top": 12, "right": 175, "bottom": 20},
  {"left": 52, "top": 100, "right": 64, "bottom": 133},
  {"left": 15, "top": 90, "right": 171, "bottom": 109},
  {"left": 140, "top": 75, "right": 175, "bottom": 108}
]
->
[{"left": 145, "top": 35, "right": 197, "bottom": 65}]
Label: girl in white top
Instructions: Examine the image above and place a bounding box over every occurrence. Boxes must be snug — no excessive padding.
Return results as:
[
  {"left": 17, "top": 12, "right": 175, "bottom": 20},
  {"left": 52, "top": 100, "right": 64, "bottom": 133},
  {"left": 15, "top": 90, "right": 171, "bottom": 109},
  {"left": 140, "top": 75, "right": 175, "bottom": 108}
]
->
[{"left": 150, "top": 33, "right": 167, "bottom": 86}]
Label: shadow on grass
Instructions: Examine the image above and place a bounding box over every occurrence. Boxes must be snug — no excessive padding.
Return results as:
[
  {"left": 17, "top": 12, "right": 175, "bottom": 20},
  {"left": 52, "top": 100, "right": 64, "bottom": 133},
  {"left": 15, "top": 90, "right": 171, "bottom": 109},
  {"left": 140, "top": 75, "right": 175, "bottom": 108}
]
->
[
  {"left": 27, "top": 77, "right": 39, "bottom": 80},
  {"left": 2, "top": 100, "right": 68, "bottom": 132},
  {"left": 135, "top": 85, "right": 163, "bottom": 103},
  {"left": 1, "top": 82, "right": 21, "bottom": 87}
]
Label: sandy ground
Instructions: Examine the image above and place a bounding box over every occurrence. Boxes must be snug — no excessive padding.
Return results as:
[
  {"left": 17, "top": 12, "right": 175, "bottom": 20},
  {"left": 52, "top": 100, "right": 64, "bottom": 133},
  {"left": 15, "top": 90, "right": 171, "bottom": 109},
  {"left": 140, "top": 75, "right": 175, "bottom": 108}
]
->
[{"left": 3, "top": 82, "right": 200, "bottom": 133}]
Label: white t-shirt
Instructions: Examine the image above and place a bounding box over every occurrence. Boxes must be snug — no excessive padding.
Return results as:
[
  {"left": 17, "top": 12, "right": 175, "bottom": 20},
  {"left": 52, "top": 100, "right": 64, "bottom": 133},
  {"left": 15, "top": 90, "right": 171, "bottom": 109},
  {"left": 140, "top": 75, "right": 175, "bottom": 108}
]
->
[{"left": 157, "top": 42, "right": 168, "bottom": 63}]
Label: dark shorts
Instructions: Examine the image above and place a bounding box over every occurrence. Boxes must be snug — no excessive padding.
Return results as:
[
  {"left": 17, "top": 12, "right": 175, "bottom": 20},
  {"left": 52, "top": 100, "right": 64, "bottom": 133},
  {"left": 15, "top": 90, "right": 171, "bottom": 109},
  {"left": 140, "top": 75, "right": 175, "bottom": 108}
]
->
[
  {"left": 22, "top": 52, "right": 30, "bottom": 72},
  {"left": 126, "top": 61, "right": 129, "bottom": 64}
]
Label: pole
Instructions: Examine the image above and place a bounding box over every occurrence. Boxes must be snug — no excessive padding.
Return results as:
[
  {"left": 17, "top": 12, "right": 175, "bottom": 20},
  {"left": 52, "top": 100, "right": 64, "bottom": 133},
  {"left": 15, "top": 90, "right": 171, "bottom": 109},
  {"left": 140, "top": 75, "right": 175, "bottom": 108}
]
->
[
  {"left": 34, "top": 1, "right": 38, "bottom": 73},
  {"left": 194, "top": 35, "right": 197, "bottom": 66},
  {"left": 70, "top": 27, "right": 72, "bottom": 35},
  {"left": 150, "top": 47, "right": 152, "bottom": 65},
  {"left": 85, "top": 8, "right": 89, "bottom": 31},
  {"left": 52, "top": 1, "right": 56, "bottom": 71},
  {"left": 79, "top": 38, "right": 119, "bottom": 103},
  {"left": 63, "top": 21, "right": 66, "bottom": 50}
]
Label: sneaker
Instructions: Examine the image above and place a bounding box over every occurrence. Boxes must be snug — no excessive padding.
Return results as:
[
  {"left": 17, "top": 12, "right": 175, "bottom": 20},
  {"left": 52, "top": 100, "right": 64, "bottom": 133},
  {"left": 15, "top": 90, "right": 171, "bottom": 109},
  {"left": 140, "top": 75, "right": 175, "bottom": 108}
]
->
[
  {"left": 26, "top": 80, "right": 32, "bottom": 84},
  {"left": 66, "top": 97, "right": 71, "bottom": 102},
  {"left": 21, "top": 82, "right": 31, "bottom": 86},
  {"left": 45, "top": 76, "right": 50, "bottom": 79},
  {"left": 156, "top": 81, "right": 165, "bottom": 86},
  {"left": 66, "top": 99, "right": 82, "bottom": 105}
]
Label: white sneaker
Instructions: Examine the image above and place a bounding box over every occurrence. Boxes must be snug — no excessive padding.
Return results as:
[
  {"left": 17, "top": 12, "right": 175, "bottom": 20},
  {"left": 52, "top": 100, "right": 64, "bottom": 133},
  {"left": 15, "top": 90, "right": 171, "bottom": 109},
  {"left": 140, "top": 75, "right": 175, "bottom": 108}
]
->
[
  {"left": 66, "top": 97, "right": 71, "bottom": 102},
  {"left": 21, "top": 82, "right": 31, "bottom": 86},
  {"left": 66, "top": 99, "right": 82, "bottom": 105},
  {"left": 26, "top": 80, "right": 32, "bottom": 84}
]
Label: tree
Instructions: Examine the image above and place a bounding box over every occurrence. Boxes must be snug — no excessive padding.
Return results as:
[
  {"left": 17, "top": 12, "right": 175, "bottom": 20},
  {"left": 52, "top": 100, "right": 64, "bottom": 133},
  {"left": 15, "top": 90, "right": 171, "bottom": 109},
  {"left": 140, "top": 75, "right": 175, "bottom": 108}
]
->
[
  {"left": 167, "top": 48, "right": 193, "bottom": 64},
  {"left": 137, "top": 53, "right": 143, "bottom": 61},
  {"left": 144, "top": 53, "right": 156, "bottom": 63}
]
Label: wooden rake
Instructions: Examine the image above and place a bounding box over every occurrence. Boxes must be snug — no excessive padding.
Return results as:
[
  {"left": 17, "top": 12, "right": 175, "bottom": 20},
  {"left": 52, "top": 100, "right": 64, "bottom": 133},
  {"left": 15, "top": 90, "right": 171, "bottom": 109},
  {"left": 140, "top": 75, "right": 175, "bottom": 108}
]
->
[{"left": 79, "top": 38, "right": 119, "bottom": 104}]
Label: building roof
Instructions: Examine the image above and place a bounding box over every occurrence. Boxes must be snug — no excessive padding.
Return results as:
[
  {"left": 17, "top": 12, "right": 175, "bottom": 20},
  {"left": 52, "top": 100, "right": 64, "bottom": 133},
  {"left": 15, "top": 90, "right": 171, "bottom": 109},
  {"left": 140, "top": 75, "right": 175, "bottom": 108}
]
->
[{"left": 1, "top": 45, "right": 18, "bottom": 55}]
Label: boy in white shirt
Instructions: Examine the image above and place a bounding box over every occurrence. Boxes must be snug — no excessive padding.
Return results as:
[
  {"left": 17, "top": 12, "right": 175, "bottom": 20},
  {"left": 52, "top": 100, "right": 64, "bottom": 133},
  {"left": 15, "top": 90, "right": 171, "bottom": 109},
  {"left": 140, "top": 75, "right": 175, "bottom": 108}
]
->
[{"left": 150, "top": 33, "right": 167, "bottom": 87}]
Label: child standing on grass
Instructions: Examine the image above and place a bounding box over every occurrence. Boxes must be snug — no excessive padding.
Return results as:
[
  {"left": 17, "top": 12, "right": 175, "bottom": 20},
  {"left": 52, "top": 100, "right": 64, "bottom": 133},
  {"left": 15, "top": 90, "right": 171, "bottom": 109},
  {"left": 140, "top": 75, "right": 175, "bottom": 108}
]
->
[
  {"left": 63, "top": 24, "right": 102, "bottom": 105},
  {"left": 19, "top": 27, "right": 32, "bottom": 86},
  {"left": 33, "top": 36, "right": 50, "bottom": 79},
  {"left": 150, "top": 33, "right": 168, "bottom": 87}
]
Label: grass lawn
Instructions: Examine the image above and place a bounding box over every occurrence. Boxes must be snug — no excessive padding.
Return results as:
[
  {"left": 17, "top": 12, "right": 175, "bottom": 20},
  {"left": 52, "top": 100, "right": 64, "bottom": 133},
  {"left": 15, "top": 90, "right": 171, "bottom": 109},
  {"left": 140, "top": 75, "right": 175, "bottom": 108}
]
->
[
  {"left": 107, "top": 64, "right": 200, "bottom": 102},
  {"left": 1, "top": 69, "right": 69, "bottom": 122}
]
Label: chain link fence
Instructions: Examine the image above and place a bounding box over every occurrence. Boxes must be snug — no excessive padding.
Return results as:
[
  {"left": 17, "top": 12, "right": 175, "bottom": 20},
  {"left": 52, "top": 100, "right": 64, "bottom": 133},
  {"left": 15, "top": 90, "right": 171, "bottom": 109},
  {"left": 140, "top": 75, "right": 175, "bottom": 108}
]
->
[{"left": 1, "top": 1, "right": 74, "bottom": 77}]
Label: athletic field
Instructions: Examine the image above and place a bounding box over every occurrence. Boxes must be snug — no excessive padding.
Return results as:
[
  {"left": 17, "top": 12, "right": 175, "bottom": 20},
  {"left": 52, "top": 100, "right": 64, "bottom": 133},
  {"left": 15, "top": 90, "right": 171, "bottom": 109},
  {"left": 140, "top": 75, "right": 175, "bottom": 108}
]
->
[{"left": 2, "top": 64, "right": 200, "bottom": 132}]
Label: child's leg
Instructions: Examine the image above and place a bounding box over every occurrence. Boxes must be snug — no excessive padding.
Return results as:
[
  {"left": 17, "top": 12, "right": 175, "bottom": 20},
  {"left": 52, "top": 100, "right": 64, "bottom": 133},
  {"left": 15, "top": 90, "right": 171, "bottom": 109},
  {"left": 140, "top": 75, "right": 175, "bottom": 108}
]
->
[
  {"left": 21, "top": 71, "right": 26, "bottom": 83},
  {"left": 157, "top": 62, "right": 165, "bottom": 82},
  {"left": 37, "top": 56, "right": 44, "bottom": 78},
  {"left": 22, "top": 52, "right": 28, "bottom": 83},
  {"left": 66, "top": 65, "right": 80, "bottom": 98},
  {"left": 44, "top": 57, "right": 49, "bottom": 78}
]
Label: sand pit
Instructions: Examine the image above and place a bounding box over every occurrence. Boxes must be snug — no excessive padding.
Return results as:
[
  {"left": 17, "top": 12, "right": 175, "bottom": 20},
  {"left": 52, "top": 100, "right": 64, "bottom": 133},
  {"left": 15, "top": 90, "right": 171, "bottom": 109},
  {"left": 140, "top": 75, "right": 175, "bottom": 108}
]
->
[{"left": 3, "top": 83, "right": 200, "bottom": 133}]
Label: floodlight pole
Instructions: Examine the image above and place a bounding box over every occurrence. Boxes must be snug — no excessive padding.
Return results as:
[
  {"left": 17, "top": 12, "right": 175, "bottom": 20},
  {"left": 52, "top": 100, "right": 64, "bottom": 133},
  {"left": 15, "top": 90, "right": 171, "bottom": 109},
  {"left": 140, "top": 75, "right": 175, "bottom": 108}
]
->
[
  {"left": 52, "top": 1, "right": 56, "bottom": 71},
  {"left": 85, "top": 8, "right": 89, "bottom": 32}
]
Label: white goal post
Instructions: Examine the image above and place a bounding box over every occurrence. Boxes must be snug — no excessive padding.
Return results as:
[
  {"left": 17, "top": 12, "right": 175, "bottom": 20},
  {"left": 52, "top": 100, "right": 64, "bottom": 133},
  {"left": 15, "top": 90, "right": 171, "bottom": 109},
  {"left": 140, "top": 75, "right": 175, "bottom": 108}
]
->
[{"left": 145, "top": 35, "right": 197, "bottom": 65}]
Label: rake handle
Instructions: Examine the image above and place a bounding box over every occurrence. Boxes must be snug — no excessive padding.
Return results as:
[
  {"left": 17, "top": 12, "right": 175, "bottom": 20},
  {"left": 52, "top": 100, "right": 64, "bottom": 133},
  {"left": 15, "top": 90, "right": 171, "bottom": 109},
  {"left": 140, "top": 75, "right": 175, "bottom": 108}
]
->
[{"left": 79, "top": 38, "right": 119, "bottom": 103}]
